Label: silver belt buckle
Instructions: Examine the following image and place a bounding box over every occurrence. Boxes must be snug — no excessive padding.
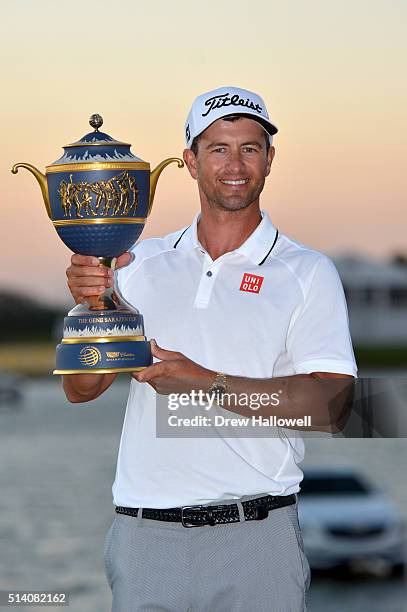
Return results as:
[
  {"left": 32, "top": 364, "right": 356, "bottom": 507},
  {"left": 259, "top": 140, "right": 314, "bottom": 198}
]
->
[{"left": 181, "top": 505, "right": 207, "bottom": 528}]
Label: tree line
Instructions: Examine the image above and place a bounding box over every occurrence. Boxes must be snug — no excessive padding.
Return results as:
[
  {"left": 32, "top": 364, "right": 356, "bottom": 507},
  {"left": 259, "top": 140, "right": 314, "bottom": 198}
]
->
[{"left": 0, "top": 291, "right": 64, "bottom": 342}]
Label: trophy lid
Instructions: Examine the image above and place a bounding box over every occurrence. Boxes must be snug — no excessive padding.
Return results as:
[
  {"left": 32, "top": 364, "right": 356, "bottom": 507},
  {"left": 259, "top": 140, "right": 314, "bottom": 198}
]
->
[{"left": 49, "top": 114, "right": 145, "bottom": 166}]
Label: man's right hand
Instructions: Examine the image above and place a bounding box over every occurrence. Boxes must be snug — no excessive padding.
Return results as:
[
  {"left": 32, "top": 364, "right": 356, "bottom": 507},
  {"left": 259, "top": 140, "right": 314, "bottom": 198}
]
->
[
  {"left": 66, "top": 252, "right": 132, "bottom": 305},
  {"left": 63, "top": 251, "right": 132, "bottom": 403}
]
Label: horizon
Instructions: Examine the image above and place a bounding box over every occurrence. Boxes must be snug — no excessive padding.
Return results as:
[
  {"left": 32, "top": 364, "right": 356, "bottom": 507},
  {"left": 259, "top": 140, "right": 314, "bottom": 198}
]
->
[{"left": 2, "top": 247, "right": 406, "bottom": 310}]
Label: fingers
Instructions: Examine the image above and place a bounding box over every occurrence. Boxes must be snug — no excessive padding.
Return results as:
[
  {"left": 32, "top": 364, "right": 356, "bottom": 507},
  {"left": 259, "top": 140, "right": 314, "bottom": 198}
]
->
[
  {"left": 66, "top": 252, "right": 131, "bottom": 305},
  {"left": 69, "top": 253, "right": 131, "bottom": 275},
  {"left": 67, "top": 267, "right": 113, "bottom": 290},
  {"left": 68, "top": 285, "right": 106, "bottom": 305},
  {"left": 68, "top": 274, "right": 112, "bottom": 288},
  {"left": 115, "top": 252, "right": 132, "bottom": 269},
  {"left": 133, "top": 362, "right": 163, "bottom": 383},
  {"left": 67, "top": 266, "right": 112, "bottom": 299},
  {"left": 67, "top": 257, "right": 112, "bottom": 304},
  {"left": 70, "top": 252, "right": 132, "bottom": 268},
  {"left": 71, "top": 254, "right": 100, "bottom": 267},
  {"left": 150, "top": 340, "right": 182, "bottom": 361}
]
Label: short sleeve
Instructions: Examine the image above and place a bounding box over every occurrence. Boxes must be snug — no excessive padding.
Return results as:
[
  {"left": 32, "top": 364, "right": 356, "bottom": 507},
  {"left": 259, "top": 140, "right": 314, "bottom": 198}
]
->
[{"left": 287, "top": 256, "right": 357, "bottom": 376}]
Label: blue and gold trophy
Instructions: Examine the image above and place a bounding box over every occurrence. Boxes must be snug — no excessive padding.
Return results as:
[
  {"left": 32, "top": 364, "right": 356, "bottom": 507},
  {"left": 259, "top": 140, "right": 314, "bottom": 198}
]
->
[{"left": 12, "top": 114, "right": 183, "bottom": 374}]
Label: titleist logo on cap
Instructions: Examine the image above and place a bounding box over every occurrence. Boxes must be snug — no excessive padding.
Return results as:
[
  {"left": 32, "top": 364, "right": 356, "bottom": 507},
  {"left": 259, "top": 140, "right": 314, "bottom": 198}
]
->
[
  {"left": 202, "top": 93, "right": 263, "bottom": 118},
  {"left": 184, "top": 86, "right": 277, "bottom": 146}
]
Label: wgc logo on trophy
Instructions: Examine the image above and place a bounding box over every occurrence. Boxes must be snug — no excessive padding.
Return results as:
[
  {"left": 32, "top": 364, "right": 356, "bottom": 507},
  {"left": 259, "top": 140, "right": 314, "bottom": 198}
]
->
[{"left": 12, "top": 114, "right": 183, "bottom": 374}]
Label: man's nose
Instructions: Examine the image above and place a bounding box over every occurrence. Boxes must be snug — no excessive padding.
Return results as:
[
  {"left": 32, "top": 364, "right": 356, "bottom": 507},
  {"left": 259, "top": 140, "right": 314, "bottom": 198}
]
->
[{"left": 225, "top": 150, "right": 245, "bottom": 173}]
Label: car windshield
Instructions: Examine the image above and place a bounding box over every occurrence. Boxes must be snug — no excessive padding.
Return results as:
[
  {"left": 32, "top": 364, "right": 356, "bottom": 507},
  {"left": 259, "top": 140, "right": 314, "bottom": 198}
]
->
[{"left": 300, "top": 474, "right": 369, "bottom": 495}]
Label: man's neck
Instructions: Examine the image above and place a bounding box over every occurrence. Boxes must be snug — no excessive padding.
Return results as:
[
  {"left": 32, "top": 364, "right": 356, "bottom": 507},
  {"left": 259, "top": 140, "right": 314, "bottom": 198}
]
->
[{"left": 197, "top": 205, "right": 262, "bottom": 261}]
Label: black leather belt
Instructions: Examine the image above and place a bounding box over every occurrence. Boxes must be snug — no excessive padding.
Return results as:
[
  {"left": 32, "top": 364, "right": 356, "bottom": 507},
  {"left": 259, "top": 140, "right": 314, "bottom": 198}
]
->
[{"left": 115, "top": 493, "right": 296, "bottom": 528}]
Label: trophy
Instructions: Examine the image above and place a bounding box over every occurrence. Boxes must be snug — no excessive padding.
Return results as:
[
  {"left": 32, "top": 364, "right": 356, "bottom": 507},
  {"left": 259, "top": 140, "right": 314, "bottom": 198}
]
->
[{"left": 12, "top": 114, "right": 183, "bottom": 374}]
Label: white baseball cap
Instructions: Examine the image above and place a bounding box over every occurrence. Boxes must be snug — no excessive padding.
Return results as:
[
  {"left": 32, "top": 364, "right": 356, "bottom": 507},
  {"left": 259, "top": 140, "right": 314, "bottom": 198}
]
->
[{"left": 184, "top": 86, "right": 278, "bottom": 148}]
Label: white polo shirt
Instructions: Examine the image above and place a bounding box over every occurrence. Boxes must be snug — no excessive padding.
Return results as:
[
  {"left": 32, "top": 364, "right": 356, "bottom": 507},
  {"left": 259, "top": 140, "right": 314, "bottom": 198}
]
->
[{"left": 113, "top": 210, "right": 357, "bottom": 508}]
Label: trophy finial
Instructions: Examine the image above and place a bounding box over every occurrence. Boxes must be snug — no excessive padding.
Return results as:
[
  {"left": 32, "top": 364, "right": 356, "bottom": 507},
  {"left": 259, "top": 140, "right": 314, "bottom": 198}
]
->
[{"left": 89, "top": 114, "right": 103, "bottom": 131}]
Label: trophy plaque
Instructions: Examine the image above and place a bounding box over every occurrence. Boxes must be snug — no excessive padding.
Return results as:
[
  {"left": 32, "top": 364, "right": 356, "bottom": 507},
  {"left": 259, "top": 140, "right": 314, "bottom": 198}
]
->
[{"left": 12, "top": 114, "right": 183, "bottom": 374}]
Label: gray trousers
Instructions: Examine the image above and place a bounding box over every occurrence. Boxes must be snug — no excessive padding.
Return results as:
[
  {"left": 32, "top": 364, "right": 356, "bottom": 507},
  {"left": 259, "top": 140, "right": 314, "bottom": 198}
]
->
[{"left": 104, "top": 494, "right": 311, "bottom": 612}]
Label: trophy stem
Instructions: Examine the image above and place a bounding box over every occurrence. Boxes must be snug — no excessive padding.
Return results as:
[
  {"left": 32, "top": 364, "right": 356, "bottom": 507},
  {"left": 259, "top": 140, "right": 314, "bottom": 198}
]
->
[
  {"left": 89, "top": 257, "right": 117, "bottom": 311},
  {"left": 98, "top": 256, "right": 114, "bottom": 268}
]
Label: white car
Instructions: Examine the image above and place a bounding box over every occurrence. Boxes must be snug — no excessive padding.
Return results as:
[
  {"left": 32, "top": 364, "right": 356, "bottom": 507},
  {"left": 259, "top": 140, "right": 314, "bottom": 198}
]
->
[{"left": 297, "top": 468, "right": 407, "bottom": 575}]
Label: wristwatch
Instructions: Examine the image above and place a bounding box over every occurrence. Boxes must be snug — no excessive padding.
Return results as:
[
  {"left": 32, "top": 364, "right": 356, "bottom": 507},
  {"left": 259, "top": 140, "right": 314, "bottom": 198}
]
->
[{"left": 207, "top": 372, "right": 227, "bottom": 405}]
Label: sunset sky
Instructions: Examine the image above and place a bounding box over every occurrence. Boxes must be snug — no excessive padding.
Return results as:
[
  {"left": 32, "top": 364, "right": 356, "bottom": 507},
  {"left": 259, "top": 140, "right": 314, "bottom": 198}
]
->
[{"left": 2, "top": 0, "right": 406, "bottom": 306}]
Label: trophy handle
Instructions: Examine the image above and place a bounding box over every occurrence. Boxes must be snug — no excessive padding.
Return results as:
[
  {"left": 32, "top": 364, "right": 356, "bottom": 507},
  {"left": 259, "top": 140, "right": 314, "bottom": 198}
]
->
[
  {"left": 11, "top": 163, "right": 52, "bottom": 219},
  {"left": 148, "top": 157, "right": 184, "bottom": 217}
]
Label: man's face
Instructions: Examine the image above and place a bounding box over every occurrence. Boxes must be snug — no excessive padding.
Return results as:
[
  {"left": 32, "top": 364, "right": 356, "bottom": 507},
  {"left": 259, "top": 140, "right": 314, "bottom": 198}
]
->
[{"left": 183, "top": 117, "right": 275, "bottom": 213}]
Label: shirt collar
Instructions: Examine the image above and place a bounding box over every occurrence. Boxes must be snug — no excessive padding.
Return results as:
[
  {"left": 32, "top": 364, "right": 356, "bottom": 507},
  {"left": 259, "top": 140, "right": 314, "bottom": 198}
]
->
[{"left": 174, "top": 210, "right": 279, "bottom": 266}]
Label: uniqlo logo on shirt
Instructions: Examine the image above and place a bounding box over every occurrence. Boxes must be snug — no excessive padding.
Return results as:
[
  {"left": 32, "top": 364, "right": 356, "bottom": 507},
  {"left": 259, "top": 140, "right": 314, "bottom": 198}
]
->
[{"left": 239, "top": 273, "right": 264, "bottom": 294}]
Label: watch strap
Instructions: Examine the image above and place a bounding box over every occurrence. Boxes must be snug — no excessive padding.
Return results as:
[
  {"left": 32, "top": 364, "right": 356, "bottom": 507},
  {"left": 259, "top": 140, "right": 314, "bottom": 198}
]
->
[{"left": 207, "top": 372, "right": 227, "bottom": 404}]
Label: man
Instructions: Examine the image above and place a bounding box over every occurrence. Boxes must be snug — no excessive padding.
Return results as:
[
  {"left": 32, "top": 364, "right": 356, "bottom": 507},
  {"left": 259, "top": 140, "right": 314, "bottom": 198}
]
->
[{"left": 65, "top": 86, "right": 357, "bottom": 611}]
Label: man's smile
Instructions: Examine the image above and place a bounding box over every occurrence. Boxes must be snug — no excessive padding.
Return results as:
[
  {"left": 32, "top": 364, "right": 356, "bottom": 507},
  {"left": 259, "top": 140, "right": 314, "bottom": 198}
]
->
[{"left": 219, "top": 179, "right": 249, "bottom": 186}]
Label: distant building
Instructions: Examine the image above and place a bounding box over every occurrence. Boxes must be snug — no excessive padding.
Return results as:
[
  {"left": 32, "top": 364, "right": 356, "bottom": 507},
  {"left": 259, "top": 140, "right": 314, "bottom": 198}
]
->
[{"left": 332, "top": 255, "right": 407, "bottom": 345}]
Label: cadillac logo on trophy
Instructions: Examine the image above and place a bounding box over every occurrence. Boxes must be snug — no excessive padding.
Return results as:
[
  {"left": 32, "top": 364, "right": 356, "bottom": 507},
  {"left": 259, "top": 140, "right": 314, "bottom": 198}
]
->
[{"left": 12, "top": 114, "right": 183, "bottom": 374}]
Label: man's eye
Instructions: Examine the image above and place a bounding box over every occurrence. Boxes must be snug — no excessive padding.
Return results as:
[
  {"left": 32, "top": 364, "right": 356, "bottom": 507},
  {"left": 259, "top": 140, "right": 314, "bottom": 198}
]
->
[
  {"left": 243, "top": 147, "right": 256, "bottom": 153},
  {"left": 212, "top": 147, "right": 226, "bottom": 153}
]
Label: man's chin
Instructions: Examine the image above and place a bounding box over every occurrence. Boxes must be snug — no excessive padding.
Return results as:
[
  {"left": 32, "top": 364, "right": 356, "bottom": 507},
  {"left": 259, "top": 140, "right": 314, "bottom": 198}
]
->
[
  {"left": 209, "top": 191, "right": 255, "bottom": 210},
  {"left": 215, "top": 198, "right": 255, "bottom": 212}
]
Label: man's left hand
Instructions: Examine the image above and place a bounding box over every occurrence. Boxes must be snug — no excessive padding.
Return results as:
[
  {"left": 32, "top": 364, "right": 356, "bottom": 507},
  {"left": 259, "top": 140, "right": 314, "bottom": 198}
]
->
[{"left": 133, "top": 340, "right": 214, "bottom": 395}]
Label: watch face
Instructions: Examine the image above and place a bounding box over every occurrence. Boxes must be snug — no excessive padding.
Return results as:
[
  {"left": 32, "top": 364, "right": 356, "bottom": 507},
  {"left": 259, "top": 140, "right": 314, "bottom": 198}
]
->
[{"left": 211, "top": 385, "right": 225, "bottom": 399}]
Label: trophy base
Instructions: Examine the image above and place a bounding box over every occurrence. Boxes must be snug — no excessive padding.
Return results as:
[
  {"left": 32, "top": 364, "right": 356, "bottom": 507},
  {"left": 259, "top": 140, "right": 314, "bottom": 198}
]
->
[
  {"left": 54, "top": 337, "right": 152, "bottom": 374},
  {"left": 53, "top": 299, "right": 152, "bottom": 375}
]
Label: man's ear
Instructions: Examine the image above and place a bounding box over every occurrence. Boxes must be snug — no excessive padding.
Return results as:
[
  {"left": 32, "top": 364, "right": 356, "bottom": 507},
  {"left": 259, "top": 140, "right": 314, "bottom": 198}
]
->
[
  {"left": 265, "top": 146, "right": 275, "bottom": 177},
  {"left": 183, "top": 148, "right": 198, "bottom": 180}
]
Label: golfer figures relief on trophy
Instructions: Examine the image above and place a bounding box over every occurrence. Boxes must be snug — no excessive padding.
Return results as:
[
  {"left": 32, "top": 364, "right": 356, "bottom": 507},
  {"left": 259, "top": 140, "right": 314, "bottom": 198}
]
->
[{"left": 12, "top": 114, "right": 183, "bottom": 374}]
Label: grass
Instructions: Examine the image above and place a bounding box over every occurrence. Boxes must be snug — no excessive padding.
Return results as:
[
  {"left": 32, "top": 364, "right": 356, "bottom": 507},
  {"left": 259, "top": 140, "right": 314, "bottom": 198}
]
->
[
  {"left": 354, "top": 346, "right": 407, "bottom": 369},
  {"left": 0, "top": 342, "right": 406, "bottom": 377},
  {"left": 0, "top": 342, "right": 56, "bottom": 376}
]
